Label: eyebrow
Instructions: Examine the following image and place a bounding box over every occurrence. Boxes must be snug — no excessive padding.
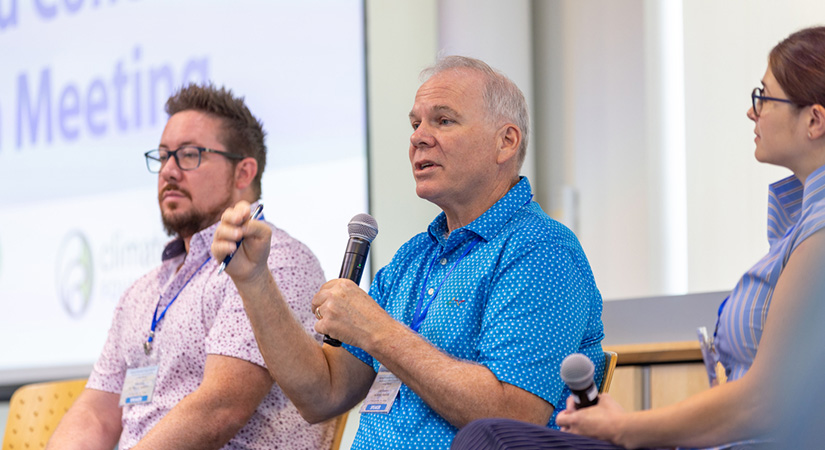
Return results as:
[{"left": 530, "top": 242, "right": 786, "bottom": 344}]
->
[
  {"left": 159, "top": 141, "right": 198, "bottom": 150},
  {"left": 409, "top": 105, "right": 461, "bottom": 120}
]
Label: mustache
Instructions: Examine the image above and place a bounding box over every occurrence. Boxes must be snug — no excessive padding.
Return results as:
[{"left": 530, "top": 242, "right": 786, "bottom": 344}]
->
[{"left": 158, "top": 184, "right": 191, "bottom": 202}]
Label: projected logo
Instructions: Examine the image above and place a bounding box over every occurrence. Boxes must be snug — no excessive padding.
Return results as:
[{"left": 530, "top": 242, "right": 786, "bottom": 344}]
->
[{"left": 55, "top": 231, "right": 94, "bottom": 319}]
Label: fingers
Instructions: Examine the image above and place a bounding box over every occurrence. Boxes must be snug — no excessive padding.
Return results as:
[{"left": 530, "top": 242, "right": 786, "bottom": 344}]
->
[
  {"left": 215, "top": 201, "right": 251, "bottom": 234},
  {"left": 310, "top": 279, "right": 374, "bottom": 345},
  {"left": 311, "top": 280, "right": 344, "bottom": 320},
  {"left": 311, "top": 279, "right": 354, "bottom": 311},
  {"left": 556, "top": 393, "right": 625, "bottom": 443},
  {"left": 556, "top": 396, "right": 575, "bottom": 428},
  {"left": 310, "top": 281, "right": 332, "bottom": 314},
  {"left": 224, "top": 201, "right": 253, "bottom": 227},
  {"left": 211, "top": 201, "right": 273, "bottom": 280},
  {"left": 212, "top": 203, "right": 248, "bottom": 261},
  {"left": 556, "top": 395, "right": 584, "bottom": 431},
  {"left": 310, "top": 281, "right": 334, "bottom": 329},
  {"left": 316, "top": 284, "right": 395, "bottom": 343},
  {"left": 240, "top": 219, "right": 271, "bottom": 240}
]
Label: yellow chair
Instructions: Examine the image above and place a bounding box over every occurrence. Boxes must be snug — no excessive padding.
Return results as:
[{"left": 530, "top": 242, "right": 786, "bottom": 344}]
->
[
  {"left": 330, "top": 410, "right": 349, "bottom": 450},
  {"left": 2, "top": 378, "right": 87, "bottom": 450},
  {"left": 599, "top": 350, "right": 618, "bottom": 394}
]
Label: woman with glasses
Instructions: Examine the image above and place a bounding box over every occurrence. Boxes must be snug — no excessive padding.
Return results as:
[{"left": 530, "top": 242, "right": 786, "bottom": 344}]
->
[{"left": 452, "top": 26, "right": 825, "bottom": 450}]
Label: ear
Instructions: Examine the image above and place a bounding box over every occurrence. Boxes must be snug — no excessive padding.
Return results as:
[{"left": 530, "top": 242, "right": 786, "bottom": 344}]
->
[
  {"left": 234, "top": 157, "right": 258, "bottom": 191},
  {"left": 807, "top": 104, "right": 825, "bottom": 140},
  {"left": 495, "top": 124, "right": 522, "bottom": 165}
]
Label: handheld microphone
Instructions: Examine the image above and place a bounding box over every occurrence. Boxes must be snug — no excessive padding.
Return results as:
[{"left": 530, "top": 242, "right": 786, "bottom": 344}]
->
[
  {"left": 323, "top": 213, "right": 379, "bottom": 347},
  {"left": 560, "top": 353, "right": 599, "bottom": 409}
]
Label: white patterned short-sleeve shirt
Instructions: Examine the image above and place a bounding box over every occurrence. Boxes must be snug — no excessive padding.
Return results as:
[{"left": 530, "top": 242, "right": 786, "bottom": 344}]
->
[{"left": 88, "top": 217, "right": 332, "bottom": 449}]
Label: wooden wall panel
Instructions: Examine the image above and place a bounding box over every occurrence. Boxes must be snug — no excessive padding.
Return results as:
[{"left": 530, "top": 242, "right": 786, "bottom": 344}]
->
[{"left": 649, "top": 363, "right": 711, "bottom": 409}]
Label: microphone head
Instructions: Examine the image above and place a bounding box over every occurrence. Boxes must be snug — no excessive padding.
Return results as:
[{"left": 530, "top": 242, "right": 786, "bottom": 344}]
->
[
  {"left": 560, "top": 353, "right": 595, "bottom": 390},
  {"left": 348, "top": 214, "right": 379, "bottom": 242}
]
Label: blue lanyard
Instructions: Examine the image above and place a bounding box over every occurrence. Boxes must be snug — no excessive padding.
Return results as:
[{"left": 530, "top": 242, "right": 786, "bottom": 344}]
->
[
  {"left": 411, "top": 237, "right": 481, "bottom": 332},
  {"left": 409, "top": 194, "right": 532, "bottom": 332},
  {"left": 144, "top": 256, "right": 211, "bottom": 355},
  {"left": 710, "top": 295, "right": 729, "bottom": 352}
]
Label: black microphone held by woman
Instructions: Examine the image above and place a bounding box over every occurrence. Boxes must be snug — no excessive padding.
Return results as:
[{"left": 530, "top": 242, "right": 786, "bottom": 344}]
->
[{"left": 560, "top": 353, "right": 599, "bottom": 409}]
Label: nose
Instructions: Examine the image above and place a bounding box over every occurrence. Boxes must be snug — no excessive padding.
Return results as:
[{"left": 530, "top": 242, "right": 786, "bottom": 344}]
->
[
  {"left": 159, "top": 154, "right": 182, "bottom": 181},
  {"left": 410, "top": 123, "right": 435, "bottom": 149},
  {"left": 747, "top": 105, "right": 757, "bottom": 122}
]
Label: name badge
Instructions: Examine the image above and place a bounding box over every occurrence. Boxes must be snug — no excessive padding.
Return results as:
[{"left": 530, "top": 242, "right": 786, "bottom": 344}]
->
[
  {"left": 119, "top": 365, "right": 159, "bottom": 406},
  {"left": 360, "top": 364, "right": 402, "bottom": 414},
  {"left": 697, "top": 326, "right": 723, "bottom": 387}
]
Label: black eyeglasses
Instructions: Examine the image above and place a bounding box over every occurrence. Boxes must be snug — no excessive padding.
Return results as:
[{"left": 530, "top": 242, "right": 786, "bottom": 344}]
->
[
  {"left": 144, "top": 146, "right": 245, "bottom": 173},
  {"left": 751, "top": 87, "right": 795, "bottom": 117}
]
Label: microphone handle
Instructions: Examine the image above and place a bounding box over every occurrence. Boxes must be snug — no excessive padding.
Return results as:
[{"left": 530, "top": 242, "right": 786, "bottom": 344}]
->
[
  {"left": 570, "top": 383, "right": 599, "bottom": 409},
  {"left": 324, "top": 238, "right": 371, "bottom": 347}
]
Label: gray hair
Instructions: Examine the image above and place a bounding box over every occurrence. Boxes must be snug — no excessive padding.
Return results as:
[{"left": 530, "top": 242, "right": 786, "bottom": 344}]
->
[{"left": 420, "top": 55, "right": 529, "bottom": 169}]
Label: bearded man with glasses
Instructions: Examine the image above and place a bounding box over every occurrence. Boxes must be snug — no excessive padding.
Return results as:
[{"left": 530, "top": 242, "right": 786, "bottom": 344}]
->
[{"left": 47, "top": 84, "right": 332, "bottom": 450}]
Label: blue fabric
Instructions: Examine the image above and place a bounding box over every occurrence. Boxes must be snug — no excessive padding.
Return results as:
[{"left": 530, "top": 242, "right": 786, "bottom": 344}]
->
[
  {"left": 716, "top": 164, "right": 825, "bottom": 382},
  {"left": 344, "top": 177, "right": 605, "bottom": 450}
]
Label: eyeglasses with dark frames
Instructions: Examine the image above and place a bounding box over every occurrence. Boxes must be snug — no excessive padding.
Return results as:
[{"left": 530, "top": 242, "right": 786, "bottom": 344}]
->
[
  {"left": 144, "top": 146, "right": 246, "bottom": 173},
  {"left": 751, "top": 87, "right": 795, "bottom": 117}
]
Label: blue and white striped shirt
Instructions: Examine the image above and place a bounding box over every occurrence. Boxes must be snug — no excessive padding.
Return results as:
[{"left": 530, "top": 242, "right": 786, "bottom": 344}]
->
[{"left": 716, "top": 163, "right": 825, "bottom": 382}]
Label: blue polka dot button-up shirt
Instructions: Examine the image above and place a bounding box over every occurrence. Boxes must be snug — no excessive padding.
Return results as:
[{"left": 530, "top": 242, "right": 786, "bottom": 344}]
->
[{"left": 345, "top": 177, "right": 605, "bottom": 450}]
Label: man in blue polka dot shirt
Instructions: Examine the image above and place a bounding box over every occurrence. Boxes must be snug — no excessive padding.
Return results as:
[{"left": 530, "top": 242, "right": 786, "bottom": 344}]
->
[{"left": 213, "top": 55, "right": 605, "bottom": 450}]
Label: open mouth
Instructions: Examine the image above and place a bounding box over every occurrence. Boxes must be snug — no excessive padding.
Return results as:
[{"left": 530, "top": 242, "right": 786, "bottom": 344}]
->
[{"left": 415, "top": 160, "right": 438, "bottom": 171}]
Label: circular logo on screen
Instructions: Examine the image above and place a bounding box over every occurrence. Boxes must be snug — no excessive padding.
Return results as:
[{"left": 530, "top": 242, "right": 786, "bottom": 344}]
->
[{"left": 55, "top": 231, "right": 94, "bottom": 319}]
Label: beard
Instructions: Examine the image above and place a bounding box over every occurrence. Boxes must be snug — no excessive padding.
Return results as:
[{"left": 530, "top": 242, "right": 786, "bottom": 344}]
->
[{"left": 159, "top": 183, "right": 234, "bottom": 239}]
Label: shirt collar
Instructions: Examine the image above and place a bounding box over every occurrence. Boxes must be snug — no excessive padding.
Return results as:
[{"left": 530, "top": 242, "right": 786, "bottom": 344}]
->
[
  {"left": 427, "top": 177, "right": 534, "bottom": 247},
  {"left": 161, "top": 221, "right": 220, "bottom": 262},
  {"left": 767, "top": 164, "right": 825, "bottom": 243},
  {"left": 801, "top": 163, "right": 825, "bottom": 212}
]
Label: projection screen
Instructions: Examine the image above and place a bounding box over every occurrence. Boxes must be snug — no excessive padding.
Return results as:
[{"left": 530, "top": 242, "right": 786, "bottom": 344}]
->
[{"left": 0, "top": 0, "right": 368, "bottom": 384}]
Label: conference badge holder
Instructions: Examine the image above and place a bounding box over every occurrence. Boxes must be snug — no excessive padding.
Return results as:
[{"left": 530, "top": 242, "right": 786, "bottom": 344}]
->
[
  {"left": 360, "top": 364, "right": 402, "bottom": 414},
  {"left": 696, "top": 326, "right": 723, "bottom": 387},
  {"left": 118, "top": 340, "right": 161, "bottom": 407}
]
